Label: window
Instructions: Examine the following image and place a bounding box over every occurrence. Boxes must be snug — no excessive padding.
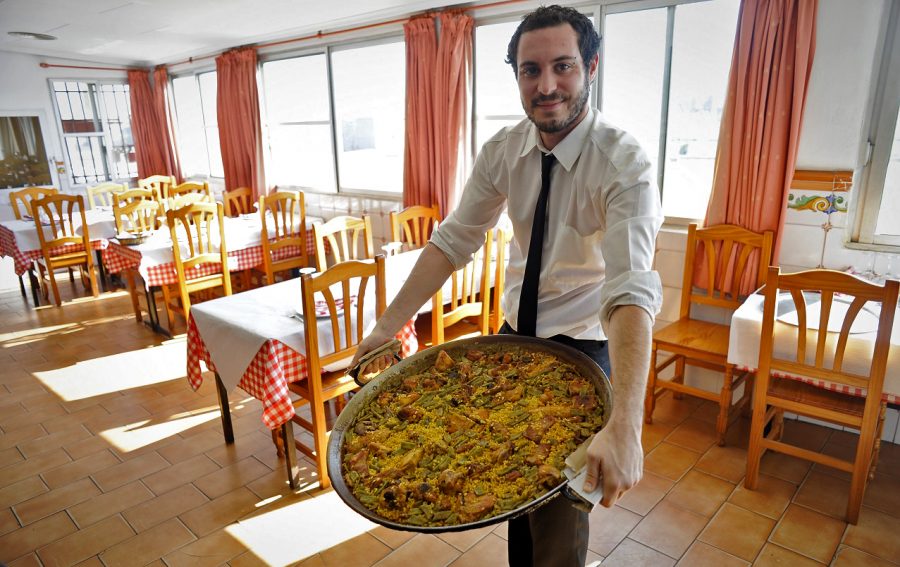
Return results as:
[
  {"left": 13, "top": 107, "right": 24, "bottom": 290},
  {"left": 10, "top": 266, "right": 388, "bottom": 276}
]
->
[
  {"left": 474, "top": 20, "right": 525, "bottom": 151},
  {"left": 51, "top": 81, "right": 137, "bottom": 185},
  {"left": 854, "top": 1, "right": 900, "bottom": 248},
  {"left": 262, "top": 54, "right": 336, "bottom": 191},
  {"left": 0, "top": 115, "right": 52, "bottom": 189},
  {"left": 330, "top": 40, "right": 406, "bottom": 193},
  {"left": 171, "top": 71, "right": 223, "bottom": 178},
  {"left": 601, "top": 0, "right": 740, "bottom": 220}
]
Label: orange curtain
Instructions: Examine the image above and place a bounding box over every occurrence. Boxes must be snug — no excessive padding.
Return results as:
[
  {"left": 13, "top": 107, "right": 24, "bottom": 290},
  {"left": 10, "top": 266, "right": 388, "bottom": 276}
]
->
[
  {"left": 403, "top": 12, "right": 473, "bottom": 217},
  {"left": 697, "top": 0, "right": 818, "bottom": 294},
  {"left": 129, "top": 69, "right": 175, "bottom": 179},
  {"left": 215, "top": 47, "right": 265, "bottom": 199},
  {"left": 152, "top": 66, "right": 182, "bottom": 183}
]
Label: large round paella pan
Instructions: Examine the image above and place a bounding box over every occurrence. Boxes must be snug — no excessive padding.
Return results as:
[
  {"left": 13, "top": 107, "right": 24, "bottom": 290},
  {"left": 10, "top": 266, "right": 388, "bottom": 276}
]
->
[{"left": 327, "top": 334, "right": 612, "bottom": 532}]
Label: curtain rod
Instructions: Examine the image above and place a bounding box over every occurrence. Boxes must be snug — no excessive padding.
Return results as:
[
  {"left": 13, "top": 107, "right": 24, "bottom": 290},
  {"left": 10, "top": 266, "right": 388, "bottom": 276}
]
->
[{"left": 35, "top": 0, "right": 527, "bottom": 72}]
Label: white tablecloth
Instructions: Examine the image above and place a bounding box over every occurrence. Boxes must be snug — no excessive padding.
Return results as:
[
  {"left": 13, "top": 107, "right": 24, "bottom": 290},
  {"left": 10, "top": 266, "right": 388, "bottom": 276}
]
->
[
  {"left": 728, "top": 292, "right": 900, "bottom": 401},
  {"left": 5, "top": 208, "right": 117, "bottom": 251}
]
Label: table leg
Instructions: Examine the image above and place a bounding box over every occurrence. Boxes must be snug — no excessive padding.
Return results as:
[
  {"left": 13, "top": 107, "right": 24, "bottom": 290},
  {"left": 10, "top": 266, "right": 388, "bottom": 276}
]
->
[
  {"left": 18, "top": 273, "right": 26, "bottom": 297},
  {"left": 28, "top": 265, "right": 41, "bottom": 306},
  {"left": 142, "top": 285, "right": 171, "bottom": 337},
  {"left": 214, "top": 373, "right": 234, "bottom": 445},
  {"left": 279, "top": 420, "right": 300, "bottom": 490},
  {"left": 95, "top": 250, "right": 108, "bottom": 292}
]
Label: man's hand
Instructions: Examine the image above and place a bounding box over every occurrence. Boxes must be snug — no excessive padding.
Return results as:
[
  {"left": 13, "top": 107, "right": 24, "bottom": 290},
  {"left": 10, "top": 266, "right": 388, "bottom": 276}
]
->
[
  {"left": 582, "top": 419, "right": 643, "bottom": 507},
  {"left": 351, "top": 331, "right": 399, "bottom": 378}
]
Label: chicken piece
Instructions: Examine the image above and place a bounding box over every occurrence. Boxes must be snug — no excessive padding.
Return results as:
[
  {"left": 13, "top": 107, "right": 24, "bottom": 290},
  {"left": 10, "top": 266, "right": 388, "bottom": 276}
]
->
[
  {"left": 348, "top": 449, "right": 369, "bottom": 477},
  {"left": 460, "top": 493, "right": 496, "bottom": 522},
  {"left": 434, "top": 350, "right": 455, "bottom": 371},
  {"left": 437, "top": 469, "right": 466, "bottom": 494},
  {"left": 574, "top": 394, "right": 599, "bottom": 411},
  {"left": 568, "top": 378, "right": 591, "bottom": 396},
  {"left": 498, "top": 383, "right": 524, "bottom": 403},
  {"left": 401, "top": 376, "right": 419, "bottom": 391},
  {"left": 382, "top": 484, "right": 407, "bottom": 508},
  {"left": 446, "top": 413, "right": 475, "bottom": 433},
  {"left": 465, "top": 350, "right": 484, "bottom": 361},
  {"left": 536, "top": 464, "right": 562, "bottom": 488},
  {"left": 523, "top": 443, "right": 552, "bottom": 465},
  {"left": 524, "top": 416, "right": 557, "bottom": 443},
  {"left": 491, "top": 440, "right": 513, "bottom": 463},
  {"left": 395, "top": 391, "right": 421, "bottom": 407},
  {"left": 504, "top": 470, "right": 523, "bottom": 482},
  {"left": 367, "top": 442, "right": 390, "bottom": 457},
  {"left": 471, "top": 408, "right": 490, "bottom": 424},
  {"left": 412, "top": 482, "right": 438, "bottom": 503},
  {"left": 457, "top": 362, "right": 474, "bottom": 381},
  {"left": 398, "top": 447, "right": 423, "bottom": 472},
  {"left": 398, "top": 405, "right": 424, "bottom": 423}
]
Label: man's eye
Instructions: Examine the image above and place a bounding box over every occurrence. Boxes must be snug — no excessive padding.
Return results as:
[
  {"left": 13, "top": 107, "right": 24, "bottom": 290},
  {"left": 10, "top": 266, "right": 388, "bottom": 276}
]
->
[
  {"left": 556, "top": 63, "right": 573, "bottom": 72},
  {"left": 520, "top": 67, "right": 538, "bottom": 77}
]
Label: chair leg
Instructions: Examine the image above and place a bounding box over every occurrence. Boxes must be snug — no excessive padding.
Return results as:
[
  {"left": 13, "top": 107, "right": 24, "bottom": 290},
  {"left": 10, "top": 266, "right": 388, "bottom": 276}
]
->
[
  {"left": 672, "top": 357, "right": 685, "bottom": 400},
  {"left": 87, "top": 263, "right": 99, "bottom": 298},
  {"left": 716, "top": 365, "right": 734, "bottom": 446},
  {"left": 870, "top": 402, "right": 887, "bottom": 480},
  {"left": 47, "top": 265, "right": 62, "bottom": 307},
  {"left": 125, "top": 269, "right": 142, "bottom": 323},
  {"left": 160, "top": 285, "right": 176, "bottom": 332},
  {"left": 744, "top": 375, "right": 770, "bottom": 490}
]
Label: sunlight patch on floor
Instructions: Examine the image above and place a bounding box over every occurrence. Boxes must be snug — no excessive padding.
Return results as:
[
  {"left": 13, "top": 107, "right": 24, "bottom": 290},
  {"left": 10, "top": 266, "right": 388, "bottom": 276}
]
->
[
  {"left": 227, "top": 490, "right": 375, "bottom": 565},
  {"left": 32, "top": 341, "right": 187, "bottom": 400},
  {"left": 100, "top": 409, "right": 220, "bottom": 452}
]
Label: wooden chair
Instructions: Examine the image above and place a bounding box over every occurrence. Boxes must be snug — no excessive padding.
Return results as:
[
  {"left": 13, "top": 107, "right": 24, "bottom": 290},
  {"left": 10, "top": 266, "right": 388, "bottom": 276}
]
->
[
  {"left": 312, "top": 215, "right": 374, "bottom": 271},
  {"left": 256, "top": 190, "right": 309, "bottom": 285},
  {"left": 31, "top": 194, "right": 99, "bottom": 306},
  {"left": 284, "top": 255, "right": 386, "bottom": 489},
  {"left": 385, "top": 204, "right": 440, "bottom": 255},
  {"left": 224, "top": 186, "right": 254, "bottom": 217},
  {"left": 138, "top": 175, "right": 176, "bottom": 201},
  {"left": 112, "top": 189, "right": 159, "bottom": 234},
  {"left": 745, "top": 268, "right": 899, "bottom": 524},
  {"left": 162, "top": 201, "right": 232, "bottom": 324},
  {"left": 166, "top": 181, "right": 211, "bottom": 211},
  {"left": 645, "top": 223, "right": 774, "bottom": 445},
  {"left": 490, "top": 226, "right": 514, "bottom": 334},
  {"left": 86, "top": 182, "right": 127, "bottom": 209},
  {"left": 10, "top": 186, "right": 58, "bottom": 219},
  {"left": 432, "top": 230, "right": 493, "bottom": 345}
]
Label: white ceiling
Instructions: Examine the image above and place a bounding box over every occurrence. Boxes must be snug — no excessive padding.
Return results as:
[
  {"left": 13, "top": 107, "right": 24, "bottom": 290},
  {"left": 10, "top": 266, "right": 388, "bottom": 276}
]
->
[{"left": 0, "top": 0, "right": 470, "bottom": 66}]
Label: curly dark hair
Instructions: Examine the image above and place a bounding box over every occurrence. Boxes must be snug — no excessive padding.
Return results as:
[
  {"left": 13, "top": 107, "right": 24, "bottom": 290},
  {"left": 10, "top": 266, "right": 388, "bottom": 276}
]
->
[{"left": 505, "top": 5, "right": 600, "bottom": 77}]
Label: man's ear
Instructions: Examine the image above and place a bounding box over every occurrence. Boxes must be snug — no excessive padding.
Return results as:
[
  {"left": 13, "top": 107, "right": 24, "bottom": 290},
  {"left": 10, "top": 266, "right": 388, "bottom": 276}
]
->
[{"left": 588, "top": 53, "right": 599, "bottom": 82}]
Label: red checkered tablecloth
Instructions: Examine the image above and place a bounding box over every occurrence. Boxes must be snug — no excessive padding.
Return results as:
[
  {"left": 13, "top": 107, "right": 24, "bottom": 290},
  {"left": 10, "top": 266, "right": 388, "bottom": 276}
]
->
[
  {"left": 186, "top": 314, "right": 418, "bottom": 428},
  {"left": 103, "top": 231, "right": 316, "bottom": 287},
  {"left": 0, "top": 223, "right": 107, "bottom": 275}
]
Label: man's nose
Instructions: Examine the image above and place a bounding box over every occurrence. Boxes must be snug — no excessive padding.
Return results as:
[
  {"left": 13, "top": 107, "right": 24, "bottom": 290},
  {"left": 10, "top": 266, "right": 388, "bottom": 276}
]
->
[{"left": 537, "top": 71, "right": 557, "bottom": 95}]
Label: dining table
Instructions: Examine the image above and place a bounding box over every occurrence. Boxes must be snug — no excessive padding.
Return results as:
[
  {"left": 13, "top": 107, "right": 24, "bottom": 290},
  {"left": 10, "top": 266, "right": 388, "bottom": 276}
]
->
[
  {"left": 0, "top": 207, "right": 118, "bottom": 304},
  {"left": 186, "top": 250, "right": 425, "bottom": 487},
  {"left": 728, "top": 290, "right": 900, "bottom": 404},
  {"left": 102, "top": 213, "right": 322, "bottom": 334}
]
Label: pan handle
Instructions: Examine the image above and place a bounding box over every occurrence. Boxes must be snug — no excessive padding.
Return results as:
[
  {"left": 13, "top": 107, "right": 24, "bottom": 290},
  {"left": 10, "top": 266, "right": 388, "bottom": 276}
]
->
[{"left": 348, "top": 339, "right": 402, "bottom": 387}]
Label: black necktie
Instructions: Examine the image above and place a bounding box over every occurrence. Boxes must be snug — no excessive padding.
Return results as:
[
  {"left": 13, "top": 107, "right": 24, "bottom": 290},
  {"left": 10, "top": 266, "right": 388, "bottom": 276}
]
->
[{"left": 517, "top": 152, "right": 556, "bottom": 337}]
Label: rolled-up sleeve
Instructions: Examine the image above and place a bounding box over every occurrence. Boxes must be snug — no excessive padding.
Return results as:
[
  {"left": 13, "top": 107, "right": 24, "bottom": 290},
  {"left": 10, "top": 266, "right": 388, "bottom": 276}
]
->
[
  {"left": 598, "top": 156, "right": 664, "bottom": 332},
  {"left": 430, "top": 145, "right": 508, "bottom": 270}
]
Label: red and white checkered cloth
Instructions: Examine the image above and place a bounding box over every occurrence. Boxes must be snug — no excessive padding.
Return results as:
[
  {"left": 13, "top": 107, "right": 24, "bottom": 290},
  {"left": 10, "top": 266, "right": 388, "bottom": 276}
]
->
[
  {"left": 186, "top": 314, "right": 418, "bottom": 428},
  {"left": 103, "top": 231, "right": 316, "bottom": 287},
  {"left": 734, "top": 365, "right": 898, "bottom": 404},
  {"left": 1, "top": 224, "right": 107, "bottom": 275}
]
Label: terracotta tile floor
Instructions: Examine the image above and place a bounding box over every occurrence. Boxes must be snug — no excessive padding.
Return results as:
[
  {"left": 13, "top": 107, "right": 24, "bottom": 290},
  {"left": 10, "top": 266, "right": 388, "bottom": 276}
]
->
[{"left": 1, "top": 284, "right": 900, "bottom": 566}]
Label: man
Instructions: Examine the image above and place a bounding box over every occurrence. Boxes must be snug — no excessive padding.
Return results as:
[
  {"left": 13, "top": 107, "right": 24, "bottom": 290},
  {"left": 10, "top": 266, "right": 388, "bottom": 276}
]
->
[{"left": 352, "top": 5, "right": 662, "bottom": 566}]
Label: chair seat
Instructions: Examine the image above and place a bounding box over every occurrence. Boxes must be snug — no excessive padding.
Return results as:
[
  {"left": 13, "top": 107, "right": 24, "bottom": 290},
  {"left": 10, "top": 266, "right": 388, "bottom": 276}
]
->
[
  {"left": 37, "top": 251, "right": 88, "bottom": 266},
  {"left": 653, "top": 317, "right": 731, "bottom": 360},
  {"left": 768, "top": 376, "right": 865, "bottom": 418}
]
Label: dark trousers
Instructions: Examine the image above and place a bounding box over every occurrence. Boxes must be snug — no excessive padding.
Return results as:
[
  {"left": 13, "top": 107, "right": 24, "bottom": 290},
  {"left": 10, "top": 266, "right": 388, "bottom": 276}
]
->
[{"left": 499, "top": 322, "right": 611, "bottom": 567}]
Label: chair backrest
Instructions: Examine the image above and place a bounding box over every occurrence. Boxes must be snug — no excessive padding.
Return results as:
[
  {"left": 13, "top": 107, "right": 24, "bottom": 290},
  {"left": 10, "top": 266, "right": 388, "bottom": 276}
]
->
[
  {"left": 112, "top": 189, "right": 157, "bottom": 234},
  {"left": 681, "top": 223, "right": 775, "bottom": 318},
  {"left": 224, "top": 186, "right": 254, "bottom": 217},
  {"left": 389, "top": 204, "right": 440, "bottom": 252},
  {"left": 759, "top": 267, "right": 899, "bottom": 396},
  {"left": 490, "top": 226, "right": 514, "bottom": 334},
  {"left": 86, "top": 182, "right": 127, "bottom": 209},
  {"left": 301, "top": 256, "right": 386, "bottom": 374},
  {"left": 10, "top": 186, "right": 59, "bottom": 219},
  {"left": 432, "top": 230, "right": 493, "bottom": 345},
  {"left": 166, "top": 201, "right": 229, "bottom": 274},
  {"left": 313, "top": 215, "right": 374, "bottom": 271},
  {"left": 169, "top": 181, "right": 211, "bottom": 199},
  {"left": 31, "top": 194, "right": 89, "bottom": 250},
  {"left": 260, "top": 190, "right": 308, "bottom": 279},
  {"left": 138, "top": 175, "right": 176, "bottom": 201}
]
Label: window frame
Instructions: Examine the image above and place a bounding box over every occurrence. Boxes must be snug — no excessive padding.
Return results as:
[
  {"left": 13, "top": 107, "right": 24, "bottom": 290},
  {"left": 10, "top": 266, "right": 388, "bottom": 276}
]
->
[
  {"left": 850, "top": 0, "right": 900, "bottom": 250},
  {"left": 169, "top": 67, "right": 224, "bottom": 179},
  {"left": 47, "top": 78, "right": 137, "bottom": 187}
]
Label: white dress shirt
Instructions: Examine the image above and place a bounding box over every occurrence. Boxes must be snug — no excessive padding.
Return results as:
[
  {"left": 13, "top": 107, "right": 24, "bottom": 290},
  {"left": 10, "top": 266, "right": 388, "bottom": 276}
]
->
[{"left": 430, "top": 108, "right": 663, "bottom": 341}]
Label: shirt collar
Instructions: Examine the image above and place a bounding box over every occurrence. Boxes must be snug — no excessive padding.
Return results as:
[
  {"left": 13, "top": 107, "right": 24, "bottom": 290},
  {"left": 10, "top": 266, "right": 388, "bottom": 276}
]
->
[{"left": 519, "top": 107, "right": 595, "bottom": 172}]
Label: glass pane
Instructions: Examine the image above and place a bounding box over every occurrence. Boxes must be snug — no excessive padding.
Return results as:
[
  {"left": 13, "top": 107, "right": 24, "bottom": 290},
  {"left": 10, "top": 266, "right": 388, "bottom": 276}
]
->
[
  {"left": 331, "top": 40, "right": 405, "bottom": 192},
  {"left": 199, "top": 72, "right": 218, "bottom": 127},
  {"left": 173, "top": 76, "right": 210, "bottom": 177},
  {"left": 206, "top": 127, "right": 224, "bottom": 178},
  {"left": 475, "top": 20, "right": 526, "bottom": 150},
  {"left": 66, "top": 136, "right": 107, "bottom": 185},
  {"left": 602, "top": 8, "right": 667, "bottom": 178},
  {"left": 0, "top": 116, "right": 52, "bottom": 189},
  {"left": 55, "top": 81, "right": 101, "bottom": 134},
  {"left": 663, "top": 0, "right": 739, "bottom": 219},
  {"left": 875, "top": 110, "right": 900, "bottom": 236},
  {"left": 263, "top": 55, "right": 330, "bottom": 122},
  {"left": 268, "top": 124, "right": 336, "bottom": 191}
]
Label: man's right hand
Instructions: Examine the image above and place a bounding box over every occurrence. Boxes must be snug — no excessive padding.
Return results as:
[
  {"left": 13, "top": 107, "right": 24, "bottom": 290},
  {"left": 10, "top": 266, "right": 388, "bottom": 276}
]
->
[{"left": 351, "top": 331, "right": 399, "bottom": 379}]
